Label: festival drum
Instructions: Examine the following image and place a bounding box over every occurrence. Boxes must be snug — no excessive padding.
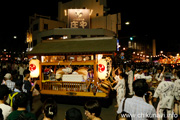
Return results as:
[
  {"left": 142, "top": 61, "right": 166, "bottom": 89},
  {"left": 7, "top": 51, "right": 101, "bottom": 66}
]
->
[
  {"left": 98, "top": 83, "right": 109, "bottom": 93},
  {"left": 55, "top": 68, "right": 65, "bottom": 80},
  {"left": 77, "top": 67, "right": 88, "bottom": 80}
]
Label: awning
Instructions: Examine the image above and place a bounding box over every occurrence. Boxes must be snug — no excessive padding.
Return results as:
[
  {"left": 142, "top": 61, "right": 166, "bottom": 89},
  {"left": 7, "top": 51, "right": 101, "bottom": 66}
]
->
[{"left": 27, "top": 37, "right": 117, "bottom": 55}]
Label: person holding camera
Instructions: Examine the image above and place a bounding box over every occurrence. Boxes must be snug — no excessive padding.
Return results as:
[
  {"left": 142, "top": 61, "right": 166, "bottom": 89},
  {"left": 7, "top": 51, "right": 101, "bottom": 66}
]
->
[{"left": 117, "top": 79, "right": 157, "bottom": 120}]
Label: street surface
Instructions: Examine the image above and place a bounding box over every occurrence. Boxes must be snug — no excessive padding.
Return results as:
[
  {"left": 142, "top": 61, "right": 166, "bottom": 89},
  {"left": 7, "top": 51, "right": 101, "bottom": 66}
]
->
[{"left": 32, "top": 93, "right": 117, "bottom": 120}]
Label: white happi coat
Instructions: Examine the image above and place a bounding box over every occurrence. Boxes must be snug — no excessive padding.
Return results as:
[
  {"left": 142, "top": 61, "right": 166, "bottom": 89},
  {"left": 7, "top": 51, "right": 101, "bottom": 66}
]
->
[
  {"left": 114, "top": 77, "right": 126, "bottom": 106},
  {"left": 155, "top": 73, "right": 164, "bottom": 81},
  {"left": 174, "top": 79, "right": 180, "bottom": 100},
  {"left": 153, "top": 81, "right": 175, "bottom": 109},
  {"left": 126, "top": 70, "right": 133, "bottom": 95}
]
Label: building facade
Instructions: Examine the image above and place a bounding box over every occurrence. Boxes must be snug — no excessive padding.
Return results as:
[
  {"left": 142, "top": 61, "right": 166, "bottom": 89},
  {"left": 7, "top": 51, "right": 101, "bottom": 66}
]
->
[
  {"left": 58, "top": 0, "right": 121, "bottom": 33},
  {"left": 28, "top": 14, "right": 66, "bottom": 46},
  {"left": 27, "top": 0, "right": 121, "bottom": 50}
]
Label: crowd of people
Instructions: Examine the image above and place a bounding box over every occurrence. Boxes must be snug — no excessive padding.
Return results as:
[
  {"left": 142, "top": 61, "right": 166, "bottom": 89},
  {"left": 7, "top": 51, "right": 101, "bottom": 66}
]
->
[
  {"left": 112, "top": 63, "right": 180, "bottom": 120},
  {"left": 0, "top": 83, "right": 102, "bottom": 120},
  {"left": 0, "top": 62, "right": 104, "bottom": 120},
  {"left": 0, "top": 61, "right": 180, "bottom": 120}
]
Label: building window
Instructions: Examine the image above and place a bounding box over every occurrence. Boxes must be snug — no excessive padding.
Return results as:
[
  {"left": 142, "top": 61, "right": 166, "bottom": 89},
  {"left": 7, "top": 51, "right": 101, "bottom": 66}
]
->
[
  {"left": 33, "top": 24, "right": 39, "bottom": 31},
  {"left": 96, "top": 13, "right": 99, "bottom": 16},
  {"left": 44, "top": 24, "right": 48, "bottom": 30}
]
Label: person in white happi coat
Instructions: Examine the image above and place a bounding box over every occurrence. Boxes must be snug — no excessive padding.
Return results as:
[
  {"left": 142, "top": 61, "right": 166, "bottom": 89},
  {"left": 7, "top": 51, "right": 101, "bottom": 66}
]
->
[
  {"left": 173, "top": 70, "right": 180, "bottom": 115},
  {"left": 134, "top": 69, "right": 152, "bottom": 81},
  {"left": 155, "top": 67, "right": 164, "bottom": 82},
  {"left": 153, "top": 73, "right": 177, "bottom": 120},
  {"left": 125, "top": 65, "right": 134, "bottom": 95},
  {"left": 142, "top": 68, "right": 153, "bottom": 82},
  {"left": 134, "top": 69, "right": 144, "bottom": 80},
  {"left": 174, "top": 70, "right": 180, "bottom": 100},
  {"left": 113, "top": 73, "right": 126, "bottom": 107},
  {"left": 112, "top": 67, "right": 123, "bottom": 85},
  {"left": 171, "top": 69, "right": 178, "bottom": 81}
]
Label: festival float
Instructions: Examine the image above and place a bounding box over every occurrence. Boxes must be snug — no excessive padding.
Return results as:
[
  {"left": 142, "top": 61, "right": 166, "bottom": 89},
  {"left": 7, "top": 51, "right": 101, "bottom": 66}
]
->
[{"left": 27, "top": 37, "right": 116, "bottom": 97}]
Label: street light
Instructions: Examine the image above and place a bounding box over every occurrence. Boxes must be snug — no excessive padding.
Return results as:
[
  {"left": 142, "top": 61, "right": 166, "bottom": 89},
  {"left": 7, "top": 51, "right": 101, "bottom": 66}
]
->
[
  {"left": 130, "top": 37, "right": 133, "bottom": 41},
  {"left": 13, "top": 36, "right": 17, "bottom": 39},
  {"left": 125, "top": 21, "right": 130, "bottom": 25}
]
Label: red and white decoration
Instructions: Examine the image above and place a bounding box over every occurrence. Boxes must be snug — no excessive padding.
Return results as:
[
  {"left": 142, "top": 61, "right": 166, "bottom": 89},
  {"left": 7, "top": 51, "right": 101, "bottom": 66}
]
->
[
  {"left": 98, "top": 57, "right": 112, "bottom": 79},
  {"left": 29, "top": 59, "right": 40, "bottom": 78}
]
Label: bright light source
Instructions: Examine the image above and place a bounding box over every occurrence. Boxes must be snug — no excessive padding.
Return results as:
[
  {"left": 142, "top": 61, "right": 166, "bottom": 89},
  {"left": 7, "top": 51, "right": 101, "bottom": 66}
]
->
[
  {"left": 130, "top": 37, "right": 133, "bottom": 40},
  {"left": 64, "top": 9, "right": 67, "bottom": 16},
  {"left": 14, "top": 36, "right": 17, "bottom": 39},
  {"left": 125, "top": 21, "right": 130, "bottom": 25},
  {"left": 62, "top": 36, "right": 68, "bottom": 39},
  {"left": 48, "top": 37, "right": 53, "bottom": 40}
]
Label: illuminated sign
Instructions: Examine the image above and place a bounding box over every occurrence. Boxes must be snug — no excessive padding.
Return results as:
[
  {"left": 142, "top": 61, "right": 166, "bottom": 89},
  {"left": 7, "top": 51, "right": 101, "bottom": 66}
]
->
[
  {"left": 68, "top": 9, "right": 90, "bottom": 29},
  {"left": 117, "top": 39, "right": 120, "bottom": 51},
  {"left": 26, "top": 32, "right": 32, "bottom": 43}
]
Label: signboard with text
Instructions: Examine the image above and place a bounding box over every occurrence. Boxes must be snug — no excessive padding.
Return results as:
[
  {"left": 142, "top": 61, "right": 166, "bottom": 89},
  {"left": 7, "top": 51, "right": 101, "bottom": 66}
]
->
[{"left": 68, "top": 9, "right": 90, "bottom": 29}]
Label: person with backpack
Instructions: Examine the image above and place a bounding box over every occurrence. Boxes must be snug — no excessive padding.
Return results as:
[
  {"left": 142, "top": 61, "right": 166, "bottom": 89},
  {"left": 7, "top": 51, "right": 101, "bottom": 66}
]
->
[
  {"left": 117, "top": 79, "right": 157, "bottom": 120},
  {"left": 7, "top": 92, "right": 36, "bottom": 120},
  {"left": 8, "top": 80, "right": 23, "bottom": 110}
]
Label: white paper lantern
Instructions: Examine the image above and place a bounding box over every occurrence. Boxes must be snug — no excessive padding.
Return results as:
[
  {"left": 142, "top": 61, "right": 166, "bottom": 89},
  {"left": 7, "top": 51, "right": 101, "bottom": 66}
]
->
[
  {"left": 98, "top": 57, "right": 112, "bottom": 79},
  {"left": 29, "top": 59, "right": 40, "bottom": 78}
]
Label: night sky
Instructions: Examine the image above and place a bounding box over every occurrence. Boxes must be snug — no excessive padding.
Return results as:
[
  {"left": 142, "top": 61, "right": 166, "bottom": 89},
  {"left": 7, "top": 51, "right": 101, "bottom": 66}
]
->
[{"left": 0, "top": 0, "right": 179, "bottom": 53}]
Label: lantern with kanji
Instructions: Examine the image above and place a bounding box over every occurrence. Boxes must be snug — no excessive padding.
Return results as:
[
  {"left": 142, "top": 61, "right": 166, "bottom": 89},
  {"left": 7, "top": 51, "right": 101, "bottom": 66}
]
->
[
  {"left": 29, "top": 59, "right": 40, "bottom": 78},
  {"left": 98, "top": 57, "right": 112, "bottom": 79}
]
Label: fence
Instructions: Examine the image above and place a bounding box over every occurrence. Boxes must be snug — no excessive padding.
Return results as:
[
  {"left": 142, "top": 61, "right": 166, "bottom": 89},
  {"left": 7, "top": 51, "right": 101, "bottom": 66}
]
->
[{"left": 42, "top": 81, "right": 87, "bottom": 92}]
